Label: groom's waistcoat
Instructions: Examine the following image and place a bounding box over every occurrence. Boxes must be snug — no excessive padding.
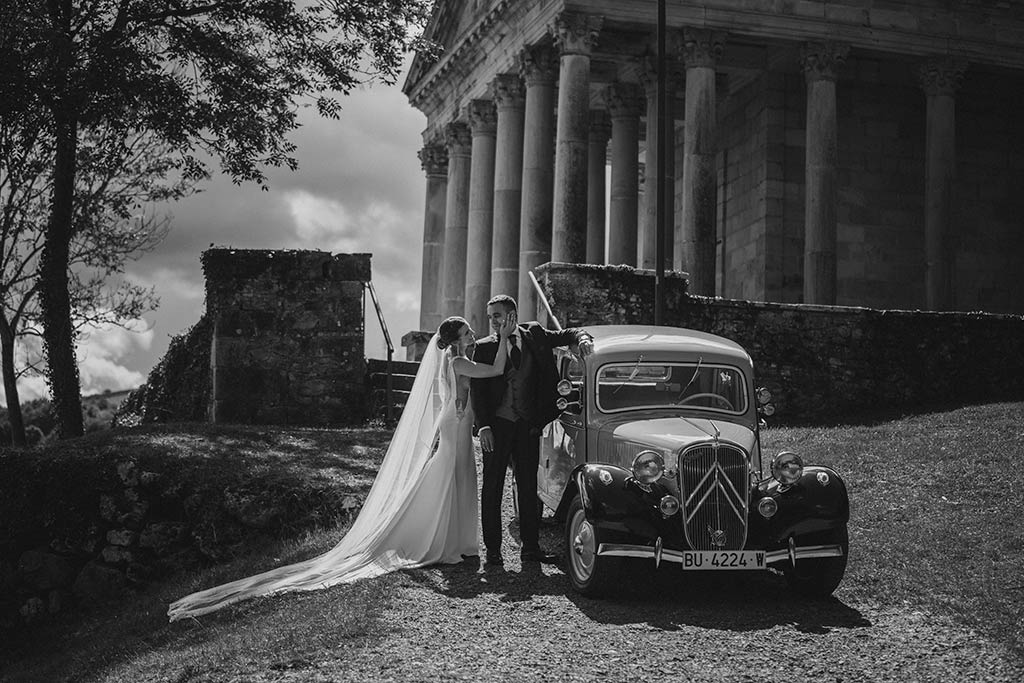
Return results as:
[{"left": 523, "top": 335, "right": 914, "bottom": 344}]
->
[{"left": 495, "top": 340, "right": 535, "bottom": 423}]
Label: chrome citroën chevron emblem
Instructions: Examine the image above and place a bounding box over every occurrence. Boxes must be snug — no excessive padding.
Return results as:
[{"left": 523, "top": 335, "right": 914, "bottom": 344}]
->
[
  {"left": 684, "top": 460, "right": 747, "bottom": 525},
  {"left": 708, "top": 525, "right": 728, "bottom": 547}
]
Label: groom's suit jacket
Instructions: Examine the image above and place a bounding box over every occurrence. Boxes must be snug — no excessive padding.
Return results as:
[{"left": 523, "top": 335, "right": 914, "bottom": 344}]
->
[{"left": 471, "top": 321, "right": 591, "bottom": 432}]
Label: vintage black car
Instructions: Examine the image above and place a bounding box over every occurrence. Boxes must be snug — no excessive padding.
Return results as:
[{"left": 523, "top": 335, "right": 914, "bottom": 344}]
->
[{"left": 537, "top": 325, "right": 849, "bottom": 597}]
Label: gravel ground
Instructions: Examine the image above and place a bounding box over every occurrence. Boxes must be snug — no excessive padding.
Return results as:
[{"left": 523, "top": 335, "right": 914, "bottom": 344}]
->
[{"left": 257, "top": 454, "right": 1023, "bottom": 683}]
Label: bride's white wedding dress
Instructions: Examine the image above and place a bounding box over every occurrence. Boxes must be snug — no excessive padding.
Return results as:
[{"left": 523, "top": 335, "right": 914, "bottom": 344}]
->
[{"left": 167, "top": 336, "right": 478, "bottom": 621}]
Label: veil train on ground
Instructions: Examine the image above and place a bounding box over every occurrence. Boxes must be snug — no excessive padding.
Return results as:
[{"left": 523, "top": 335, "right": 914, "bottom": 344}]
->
[{"left": 167, "top": 335, "right": 447, "bottom": 621}]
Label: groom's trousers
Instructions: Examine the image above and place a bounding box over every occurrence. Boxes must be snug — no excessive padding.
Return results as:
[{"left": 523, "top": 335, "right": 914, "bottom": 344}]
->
[{"left": 481, "top": 416, "right": 542, "bottom": 554}]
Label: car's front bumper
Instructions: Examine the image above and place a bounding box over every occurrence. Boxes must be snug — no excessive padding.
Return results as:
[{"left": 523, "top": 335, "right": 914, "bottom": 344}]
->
[{"left": 596, "top": 539, "right": 844, "bottom": 568}]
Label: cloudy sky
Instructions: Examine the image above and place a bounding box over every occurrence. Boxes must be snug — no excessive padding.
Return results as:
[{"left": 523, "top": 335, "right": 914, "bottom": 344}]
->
[{"left": 14, "top": 70, "right": 428, "bottom": 404}]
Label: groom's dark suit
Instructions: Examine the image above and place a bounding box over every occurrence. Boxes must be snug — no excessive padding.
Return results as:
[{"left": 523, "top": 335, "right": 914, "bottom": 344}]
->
[{"left": 471, "top": 321, "right": 592, "bottom": 558}]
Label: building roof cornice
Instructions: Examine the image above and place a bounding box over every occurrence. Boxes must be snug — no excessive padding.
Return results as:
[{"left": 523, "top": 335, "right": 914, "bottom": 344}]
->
[{"left": 403, "top": 0, "right": 517, "bottom": 114}]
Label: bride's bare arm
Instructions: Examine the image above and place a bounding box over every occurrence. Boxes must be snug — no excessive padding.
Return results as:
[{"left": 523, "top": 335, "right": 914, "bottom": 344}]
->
[{"left": 451, "top": 314, "right": 515, "bottom": 378}]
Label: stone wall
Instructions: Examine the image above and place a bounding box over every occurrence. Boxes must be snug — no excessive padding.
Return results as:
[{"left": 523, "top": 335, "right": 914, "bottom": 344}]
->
[
  {"left": 203, "top": 249, "right": 370, "bottom": 426},
  {"left": 535, "top": 262, "right": 1024, "bottom": 424}
]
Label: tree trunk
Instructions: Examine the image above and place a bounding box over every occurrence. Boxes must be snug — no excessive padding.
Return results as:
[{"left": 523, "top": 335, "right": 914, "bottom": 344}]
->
[
  {"left": 40, "top": 110, "right": 84, "bottom": 439},
  {"left": 0, "top": 315, "right": 27, "bottom": 447}
]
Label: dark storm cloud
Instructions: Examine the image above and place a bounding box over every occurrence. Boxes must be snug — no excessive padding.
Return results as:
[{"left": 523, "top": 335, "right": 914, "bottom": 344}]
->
[{"left": 115, "top": 79, "right": 429, "bottom": 377}]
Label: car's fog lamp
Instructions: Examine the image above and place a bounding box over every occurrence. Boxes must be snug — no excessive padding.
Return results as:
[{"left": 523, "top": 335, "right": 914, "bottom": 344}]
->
[
  {"left": 771, "top": 451, "right": 804, "bottom": 486},
  {"left": 757, "top": 496, "right": 778, "bottom": 519},
  {"left": 556, "top": 379, "right": 573, "bottom": 396},
  {"left": 659, "top": 495, "right": 680, "bottom": 517},
  {"left": 631, "top": 451, "right": 665, "bottom": 484}
]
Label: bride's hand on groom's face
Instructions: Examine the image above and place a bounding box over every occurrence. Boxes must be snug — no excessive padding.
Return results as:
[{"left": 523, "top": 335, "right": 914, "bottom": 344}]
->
[{"left": 499, "top": 313, "right": 517, "bottom": 338}]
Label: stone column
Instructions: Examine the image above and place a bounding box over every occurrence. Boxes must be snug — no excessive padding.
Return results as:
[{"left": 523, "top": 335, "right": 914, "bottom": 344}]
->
[
  {"left": 605, "top": 81, "right": 641, "bottom": 266},
  {"left": 587, "top": 110, "right": 611, "bottom": 264},
  {"left": 518, "top": 46, "right": 557, "bottom": 318},
  {"left": 464, "top": 100, "right": 497, "bottom": 330},
  {"left": 919, "top": 58, "right": 966, "bottom": 311},
  {"left": 801, "top": 41, "right": 849, "bottom": 305},
  {"left": 490, "top": 74, "right": 526, "bottom": 303},
  {"left": 640, "top": 57, "right": 677, "bottom": 271},
  {"left": 441, "top": 121, "right": 472, "bottom": 318},
  {"left": 550, "top": 12, "right": 602, "bottom": 263},
  {"left": 679, "top": 29, "right": 724, "bottom": 293},
  {"left": 416, "top": 143, "right": 448, "bottom": 332}
]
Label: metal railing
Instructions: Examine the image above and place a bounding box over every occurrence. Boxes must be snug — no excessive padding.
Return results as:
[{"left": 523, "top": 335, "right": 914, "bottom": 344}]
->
[
  {"left": 365, "top": 280, "right": 394, "bottom": 422},
  {"left": 528, "top": 271, "right": 562, "bottom": 331}
]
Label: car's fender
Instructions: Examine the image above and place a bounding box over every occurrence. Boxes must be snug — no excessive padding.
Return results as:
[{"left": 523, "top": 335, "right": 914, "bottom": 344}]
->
[
  {"left": 555, "top": 463, "right": 668, "bottom": 540},
  {"left": 751, "top": 465, "right": 850, "bottom": 544}
]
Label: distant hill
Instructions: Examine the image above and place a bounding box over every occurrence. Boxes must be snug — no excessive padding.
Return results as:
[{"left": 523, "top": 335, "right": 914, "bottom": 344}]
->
[{"left": 0, "top": 387, "right": 138, "bottom": 446}]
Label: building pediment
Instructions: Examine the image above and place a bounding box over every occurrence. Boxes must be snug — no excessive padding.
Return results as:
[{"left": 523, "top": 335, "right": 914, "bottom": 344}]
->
[{"left": 404, "top": 0, "right": 507, "bottom": 101}]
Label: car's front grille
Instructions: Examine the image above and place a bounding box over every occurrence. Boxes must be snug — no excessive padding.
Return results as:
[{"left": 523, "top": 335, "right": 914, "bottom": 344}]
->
[{"left": 677, "top": 444, "right": 749, "bottom": 551}]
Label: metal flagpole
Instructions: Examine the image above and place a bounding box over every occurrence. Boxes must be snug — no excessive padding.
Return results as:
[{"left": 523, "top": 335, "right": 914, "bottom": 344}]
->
[{"left": 655, "top": 0, "right": 667, "bottom": 325}]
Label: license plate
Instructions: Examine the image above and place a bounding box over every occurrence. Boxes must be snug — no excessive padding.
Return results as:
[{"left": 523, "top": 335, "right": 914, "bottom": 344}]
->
[{"left": 682, "top": 550, "right": 766, "bottom": 570}]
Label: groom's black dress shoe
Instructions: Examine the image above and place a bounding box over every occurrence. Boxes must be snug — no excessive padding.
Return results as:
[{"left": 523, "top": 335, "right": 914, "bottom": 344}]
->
[
  {"left": 520, "top": 549, "right": 559, "bottom": 564},
  {"left": 485, "top": 553, "right": 504, "bottom": 567}
]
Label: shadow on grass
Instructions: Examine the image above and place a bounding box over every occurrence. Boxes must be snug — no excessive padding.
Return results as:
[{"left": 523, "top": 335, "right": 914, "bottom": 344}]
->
[
  {"left": 563, "top": 566, "right": 871, "bottom": 635},
  {"left": 1, "top": 557, "right": 396, "bottom": 683},
  {"left": 766, "top": 399, "right": 1016, "bottom": 429}
]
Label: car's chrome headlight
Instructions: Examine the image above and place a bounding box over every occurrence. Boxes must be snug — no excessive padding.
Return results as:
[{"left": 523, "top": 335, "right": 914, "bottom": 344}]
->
[
  {"left": 631, "top": 450, "right": 665, "bottom": 484},
  {"left": 770, "top": 451, "right": 804, "bottom": 486}
]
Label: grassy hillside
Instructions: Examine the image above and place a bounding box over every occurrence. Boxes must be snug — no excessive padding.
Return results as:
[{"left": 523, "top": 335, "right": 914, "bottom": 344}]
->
[
  {"left": 1, "top": 402, "right": 1021, "bottom": 681},
  {"left": 0, "top": 389, "right": 135, "bottom": 444}
]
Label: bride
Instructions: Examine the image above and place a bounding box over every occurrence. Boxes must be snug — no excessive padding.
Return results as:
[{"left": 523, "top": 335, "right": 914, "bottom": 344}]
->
[{"left": 167, "top": 313, "right": 515, "bottom": 621}]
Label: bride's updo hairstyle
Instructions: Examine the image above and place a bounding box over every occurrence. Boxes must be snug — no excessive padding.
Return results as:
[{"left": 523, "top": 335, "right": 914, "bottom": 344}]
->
[{"left": 436, "top": 316, "right": 468, "bottom": 350}]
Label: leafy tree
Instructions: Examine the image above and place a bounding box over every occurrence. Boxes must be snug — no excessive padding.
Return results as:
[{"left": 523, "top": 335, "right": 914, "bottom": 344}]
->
[
  {"left": 0, "top": 0, "right": 433, "bottom": 438},
  {"left": 0, "top": 118, "right": 188, "bottom": 446}
]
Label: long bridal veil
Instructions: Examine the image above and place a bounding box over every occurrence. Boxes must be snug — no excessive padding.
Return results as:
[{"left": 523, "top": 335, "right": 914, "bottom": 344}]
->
[{"left": 168, "top": 335, "right": 446, "bottom": 621}]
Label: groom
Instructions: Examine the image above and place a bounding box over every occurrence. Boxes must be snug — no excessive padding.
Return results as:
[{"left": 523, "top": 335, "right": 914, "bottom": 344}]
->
[{"left": 471, "top": 294, "right": 593, "bottom": 566}]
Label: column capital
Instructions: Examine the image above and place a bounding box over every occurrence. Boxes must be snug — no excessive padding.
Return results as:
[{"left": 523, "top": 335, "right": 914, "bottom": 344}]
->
[
  {"left": 491, "top": 73, "right": 525, "bottom": 110},
  {"left": 519, "top": 45, "right": 557, "bottom": 86},
  {"left": 605, "top": 81, "right": 642, "bottom": 119},
  {"left": 418, "top": 143, "right": 449, "bottom": 177},
  {"left": 466, "top": 99, "right": 497, "bottom": 135},
  {"left": 640, "top": 52, "right": 684, "bottom": 95},
  {"left": 550, "top": 12, "right": 603, "bottom": 57},
  {"left": 444, "top": 120, "right": 472, "bottom": 156},
  {"left": 918, "top": 57, "right": 968, "bottom": 96},
  {"left": 801, "top": 41, "right": 850, "bottom": 83},
  {"left": 681, "top": 28, "right": 726, "bottom": 69},
  {"left": 589, "top": 110, "right": 612, "bottom": 143}
]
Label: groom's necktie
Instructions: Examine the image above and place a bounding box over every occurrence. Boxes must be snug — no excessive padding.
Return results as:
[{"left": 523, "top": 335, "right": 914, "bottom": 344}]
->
[{"left": 510, "top": 335, "right": 522, "bottom": 370}]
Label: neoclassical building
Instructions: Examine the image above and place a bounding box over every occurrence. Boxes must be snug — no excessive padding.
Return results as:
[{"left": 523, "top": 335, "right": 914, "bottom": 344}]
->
[{"left": 403, "top": 1, "right": 1024, "bottom": 334}]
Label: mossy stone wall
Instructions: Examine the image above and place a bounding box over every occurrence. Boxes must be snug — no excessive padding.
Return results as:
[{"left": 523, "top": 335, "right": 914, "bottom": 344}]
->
[
  {"left": 535, "top": 262, "right": 1024, "bottom": 424},
  {"left": 203, "top": 249, "right": 370, "bottom": 426}
]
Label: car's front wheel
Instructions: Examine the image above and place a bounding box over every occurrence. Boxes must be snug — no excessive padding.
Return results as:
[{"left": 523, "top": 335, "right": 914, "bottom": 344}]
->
[
  {"left": 783, "top": 526, "right": 849, "bottom": 598},
  {"left": 565, "top": 495, "right": 621, "bottom": 596}
]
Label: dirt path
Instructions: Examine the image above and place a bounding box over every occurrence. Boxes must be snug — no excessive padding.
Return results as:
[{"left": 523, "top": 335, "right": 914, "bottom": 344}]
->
[{"left": 259, "top": 513, "right": 1022, "bottom": 683}]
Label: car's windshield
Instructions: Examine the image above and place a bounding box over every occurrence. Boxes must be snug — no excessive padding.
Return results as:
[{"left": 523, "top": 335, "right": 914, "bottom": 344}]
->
[{"left": 596, "top": 362, "right": 748, "bottom": 414}]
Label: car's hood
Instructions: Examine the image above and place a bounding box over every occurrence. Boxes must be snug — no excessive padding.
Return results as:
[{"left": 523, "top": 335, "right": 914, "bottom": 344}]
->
[{"left": 607, "top": 415, "right": 757, "bottom": 453}]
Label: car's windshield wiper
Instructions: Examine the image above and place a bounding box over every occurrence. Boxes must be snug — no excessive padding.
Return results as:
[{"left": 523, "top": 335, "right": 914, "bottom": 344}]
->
[
  {"left": 611, "top": 353, "right": 643, "bottom": 395},
  {"left": 675, "top": 355, "right": 703, "bottom": 403}
]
